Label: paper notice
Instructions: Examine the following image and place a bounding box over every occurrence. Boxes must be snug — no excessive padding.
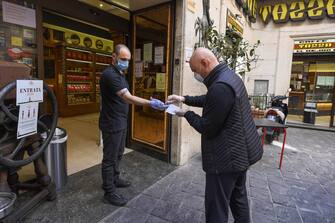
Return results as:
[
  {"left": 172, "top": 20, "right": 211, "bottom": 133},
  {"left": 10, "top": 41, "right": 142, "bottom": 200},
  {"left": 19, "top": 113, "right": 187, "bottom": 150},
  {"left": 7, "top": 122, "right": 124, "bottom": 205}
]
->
[
  {"left": 17, "top": 102, "right": 38, "bottom": 139},
  {"left": 165, "top": 104, "right": 180, "bottom": 115}
]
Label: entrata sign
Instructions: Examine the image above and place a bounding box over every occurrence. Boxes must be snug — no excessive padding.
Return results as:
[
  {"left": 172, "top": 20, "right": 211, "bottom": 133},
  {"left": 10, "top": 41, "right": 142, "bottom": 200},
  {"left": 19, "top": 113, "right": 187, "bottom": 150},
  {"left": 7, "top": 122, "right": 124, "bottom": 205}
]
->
[
  {"left": 259, "top": 0, "right": 335, "bottom": 24},
  {"left": 293, "top": 39, "right": 335, "bottom": 53}
]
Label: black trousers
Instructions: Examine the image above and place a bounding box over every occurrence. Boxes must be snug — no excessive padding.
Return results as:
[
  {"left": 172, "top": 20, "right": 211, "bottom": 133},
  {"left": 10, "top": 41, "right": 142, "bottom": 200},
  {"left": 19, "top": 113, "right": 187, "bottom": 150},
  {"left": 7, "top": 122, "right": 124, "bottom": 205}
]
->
[
  {"left": 101, "top": 129, "right": 127, "bottom": 194},
  {"left": 205, "top": 170, "right": 250, "bottom": 223}
]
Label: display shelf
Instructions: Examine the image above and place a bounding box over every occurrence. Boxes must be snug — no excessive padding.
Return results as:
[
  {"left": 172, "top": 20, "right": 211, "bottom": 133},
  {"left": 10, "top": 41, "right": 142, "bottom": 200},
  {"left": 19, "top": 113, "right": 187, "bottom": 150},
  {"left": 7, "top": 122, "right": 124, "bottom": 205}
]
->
[
  {"left": 68, "top": 102, "right": 94, "bottom": 106},
  {"left": 66, "top": 58, "right": 93, "bottom": 64},
  {"left": 67, "top": 81, "right": 92, "bottom": 84},
  {"left": 96, "top": 62, "right": 110, "bottom": 66},
  {"left": 67, "top": 92, "right": 94, "bottom": 95},
  {"left": 66, "top": 46, "right": 92, "bottom": 54},
  {"left": 66, "top": 70, "right": 92, "bottom": 74},
  {"left": 54, "top": 44, "right": 112, "bottom": 116}
]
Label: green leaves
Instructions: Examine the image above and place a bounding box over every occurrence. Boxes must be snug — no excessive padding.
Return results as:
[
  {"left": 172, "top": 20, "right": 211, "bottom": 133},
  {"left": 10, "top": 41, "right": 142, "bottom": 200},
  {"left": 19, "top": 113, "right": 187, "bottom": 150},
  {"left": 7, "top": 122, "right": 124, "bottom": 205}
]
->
[{"left": 194, "top": 20, "right": 260, "bottom": 78}]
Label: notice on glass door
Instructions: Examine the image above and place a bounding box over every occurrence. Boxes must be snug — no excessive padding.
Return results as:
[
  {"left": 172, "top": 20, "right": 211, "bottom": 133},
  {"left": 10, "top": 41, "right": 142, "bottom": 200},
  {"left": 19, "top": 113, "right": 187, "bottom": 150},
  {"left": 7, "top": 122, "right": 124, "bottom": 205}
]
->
[
  {"left": 17, "top": 102, "right": 38, "bottom": 139},
  {"left": 156, "top": 73, "right": 166, "bottom": 92},
  {"left": 135, "top": 49, "right": 141, "bottom": 62},
  {"left": 154, "top": 46, "right": 164, "bottom": 64},
  {"left": 2, "top": 1, "right": 36, "bottom": 28},
  {"left": 143, "top": 43, "right": 153, "bottom": 62},
  {"left": 135, "top": 62, "right": 143, "bottom": 78}
]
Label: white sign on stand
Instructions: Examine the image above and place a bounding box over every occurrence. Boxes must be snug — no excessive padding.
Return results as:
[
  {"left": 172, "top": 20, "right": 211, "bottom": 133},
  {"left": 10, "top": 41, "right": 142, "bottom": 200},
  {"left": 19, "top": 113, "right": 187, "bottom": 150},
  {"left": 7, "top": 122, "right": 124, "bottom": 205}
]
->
[
  {"left": 16, "top": 80, "right": 44, "bottom": 139},
  {"left": 17, "top": 102, "right": 39, "bottom": 139},
  {"left": 16, "top": 80, "right": 43, "bottom": 105}
]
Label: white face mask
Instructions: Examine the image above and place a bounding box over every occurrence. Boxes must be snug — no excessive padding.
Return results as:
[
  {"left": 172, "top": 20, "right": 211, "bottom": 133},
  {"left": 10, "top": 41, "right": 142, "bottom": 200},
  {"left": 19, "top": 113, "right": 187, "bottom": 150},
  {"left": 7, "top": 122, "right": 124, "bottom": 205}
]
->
[{"left": 194, "top": 72, "right": 204, "bottom": 83}]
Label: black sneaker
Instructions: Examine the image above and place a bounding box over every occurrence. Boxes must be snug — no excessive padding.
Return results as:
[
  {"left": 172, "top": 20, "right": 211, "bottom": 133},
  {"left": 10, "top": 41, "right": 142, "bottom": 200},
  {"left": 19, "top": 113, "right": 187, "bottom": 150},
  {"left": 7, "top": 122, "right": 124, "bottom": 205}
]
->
[
  {"left": 115, "top": 178, "right": 131, "bottom": 188},
  {"left": 103, "top": 193, "right": 128, "bottom": 206}
]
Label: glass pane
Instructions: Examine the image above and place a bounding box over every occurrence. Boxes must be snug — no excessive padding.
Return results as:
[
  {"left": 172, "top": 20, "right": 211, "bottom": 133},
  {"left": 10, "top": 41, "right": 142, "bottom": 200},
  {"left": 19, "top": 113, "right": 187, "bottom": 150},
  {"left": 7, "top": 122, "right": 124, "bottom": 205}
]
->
[
  {"left": 131, "top": 4, "right": 171, "bottom": 151},
  {"left": 288, "top": 60, "right": 335, "bottom": 127},
  {"left": 287, "top": 61, "right": 305, "bottom": 123}
]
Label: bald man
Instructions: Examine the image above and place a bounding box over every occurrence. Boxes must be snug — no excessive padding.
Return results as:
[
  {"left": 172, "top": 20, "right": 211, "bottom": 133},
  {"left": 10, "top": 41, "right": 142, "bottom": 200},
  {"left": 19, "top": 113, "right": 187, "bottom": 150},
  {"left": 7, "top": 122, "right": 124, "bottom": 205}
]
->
[
  {"left": 167, "top": 48, "right": 263, "bottom": 223},
  {"left": 99, "top": 44, "right": 167, "bottom": 206}
]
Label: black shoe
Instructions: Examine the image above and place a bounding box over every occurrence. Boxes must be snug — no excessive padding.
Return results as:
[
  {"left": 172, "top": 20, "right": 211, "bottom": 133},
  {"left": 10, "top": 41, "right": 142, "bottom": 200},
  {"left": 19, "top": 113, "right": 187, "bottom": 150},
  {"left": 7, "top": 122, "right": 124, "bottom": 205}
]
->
[
  {"left": 103, "top": 193, "right": 128, "bottom": 206},
  {"left": 115, "top": 178, "right": 131, "bottom": 188}
]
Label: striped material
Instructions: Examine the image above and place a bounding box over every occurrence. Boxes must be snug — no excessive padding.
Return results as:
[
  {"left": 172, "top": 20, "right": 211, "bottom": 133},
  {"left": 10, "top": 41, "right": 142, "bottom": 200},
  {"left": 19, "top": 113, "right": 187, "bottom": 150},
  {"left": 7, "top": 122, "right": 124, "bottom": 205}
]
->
[{"left": 201, "top": 65, "right": 263, "bottom": 174}]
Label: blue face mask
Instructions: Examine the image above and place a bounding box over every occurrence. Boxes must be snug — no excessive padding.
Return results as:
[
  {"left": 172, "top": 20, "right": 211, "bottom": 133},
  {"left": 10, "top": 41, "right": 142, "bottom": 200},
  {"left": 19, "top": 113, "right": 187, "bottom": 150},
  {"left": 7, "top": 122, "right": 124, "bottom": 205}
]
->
[{"left": 117, "top": 59, "right": 129, "bottom": 71}]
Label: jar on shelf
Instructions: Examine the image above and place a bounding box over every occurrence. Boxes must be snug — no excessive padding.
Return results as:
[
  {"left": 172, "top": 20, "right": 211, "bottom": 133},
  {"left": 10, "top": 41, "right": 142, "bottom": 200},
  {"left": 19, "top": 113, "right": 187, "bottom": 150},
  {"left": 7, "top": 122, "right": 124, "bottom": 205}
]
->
[{"left": 66, "top": 51, "right": 72, "bottom": 59}]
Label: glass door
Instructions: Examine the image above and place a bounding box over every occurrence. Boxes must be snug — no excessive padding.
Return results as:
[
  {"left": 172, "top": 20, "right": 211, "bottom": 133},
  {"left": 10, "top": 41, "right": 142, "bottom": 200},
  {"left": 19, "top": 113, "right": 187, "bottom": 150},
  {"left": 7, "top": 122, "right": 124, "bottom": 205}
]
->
[
  {"left": 289, "top": 59, "right": 335, "bottom": 127},
  {"left": 130, "top": 3, "right": 172, "bottom": 153}
]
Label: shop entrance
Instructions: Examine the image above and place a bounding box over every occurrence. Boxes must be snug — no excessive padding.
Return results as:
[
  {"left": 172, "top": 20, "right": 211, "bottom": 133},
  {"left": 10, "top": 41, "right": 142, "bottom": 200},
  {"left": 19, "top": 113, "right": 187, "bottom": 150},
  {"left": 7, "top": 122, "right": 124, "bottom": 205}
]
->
[
  {"left": 39, "top": 0, "right": 174, "bottom": 176},
  {"left": 288, "top": 57, "right": 335, "bottom": 127},
  {"left": 130, "top": 3, "right": 173, "bottom": 158}
]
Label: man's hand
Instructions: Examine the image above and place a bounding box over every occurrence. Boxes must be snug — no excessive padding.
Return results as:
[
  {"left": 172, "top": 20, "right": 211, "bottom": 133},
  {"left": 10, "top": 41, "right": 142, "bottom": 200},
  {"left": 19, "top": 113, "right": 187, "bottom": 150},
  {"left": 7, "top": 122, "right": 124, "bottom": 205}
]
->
[
  {"left": 150, "top": 98, "right": 168, "bottom": 111},
  {"left": 166, "top": 95, "right": 185, "bottom": 105},
  {"left": 175, "top": 108, "right": 189, "bottom": 117}
]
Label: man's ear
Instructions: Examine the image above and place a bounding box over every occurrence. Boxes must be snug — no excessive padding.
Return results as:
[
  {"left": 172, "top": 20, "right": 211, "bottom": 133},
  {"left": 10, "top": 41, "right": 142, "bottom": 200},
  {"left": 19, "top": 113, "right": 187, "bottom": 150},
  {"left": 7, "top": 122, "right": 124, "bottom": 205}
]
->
[
  {"left": 112, "top": 53, "right": 117, "bottom": 63},
  {"left": 200, "top": 58, "right": 209, "bottom": 67}
]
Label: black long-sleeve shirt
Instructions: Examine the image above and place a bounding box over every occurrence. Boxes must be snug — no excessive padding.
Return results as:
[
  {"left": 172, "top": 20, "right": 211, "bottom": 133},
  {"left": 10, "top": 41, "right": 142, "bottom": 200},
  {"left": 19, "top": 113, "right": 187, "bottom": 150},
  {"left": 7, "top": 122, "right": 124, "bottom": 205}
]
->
[{"left": 184, "top": 83, "right": 235, "bottom": 139}]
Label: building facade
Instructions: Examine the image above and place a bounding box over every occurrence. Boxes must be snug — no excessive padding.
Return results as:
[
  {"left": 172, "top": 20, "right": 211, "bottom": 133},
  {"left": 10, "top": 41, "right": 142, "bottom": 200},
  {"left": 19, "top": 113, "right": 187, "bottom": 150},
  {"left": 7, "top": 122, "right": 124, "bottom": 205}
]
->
[{"left": 0, "top": 0, "right": 334, "bottom": 170}]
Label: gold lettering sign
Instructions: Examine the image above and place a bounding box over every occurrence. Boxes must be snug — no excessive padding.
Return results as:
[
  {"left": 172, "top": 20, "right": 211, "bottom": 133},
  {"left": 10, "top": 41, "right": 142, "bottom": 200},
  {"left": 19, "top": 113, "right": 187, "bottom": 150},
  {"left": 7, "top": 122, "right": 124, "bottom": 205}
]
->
[
  {"left": 293, "top": 39, "right": 335, "bottom": 54},
  {"left": 273, "top": 3, "right": 289, "bottom": 23},
  {"left": 290, "top": 1, "right": 306, "bottom": 21},
  {"left": 259, "top": 5, "right": 272, "bottom": 24},
  {"left": 235, "top": 0, "right": 257, "bottom": 22},
  {"left": 260, "top": 0, "right": 335, "bottom": 24},
  {"left": 307, "top": 0, "right": 326, "bottom": 19},
  {"left": 326, "top": 0, "right": 335, "bottom": 17}
]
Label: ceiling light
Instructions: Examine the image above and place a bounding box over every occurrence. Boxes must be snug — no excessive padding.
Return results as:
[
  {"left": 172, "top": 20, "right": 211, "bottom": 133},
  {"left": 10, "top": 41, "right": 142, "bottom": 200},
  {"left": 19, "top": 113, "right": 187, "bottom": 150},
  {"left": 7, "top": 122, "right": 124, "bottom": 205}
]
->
[{"left": 99, "top": 3, "right": 103, "bottom": 7}]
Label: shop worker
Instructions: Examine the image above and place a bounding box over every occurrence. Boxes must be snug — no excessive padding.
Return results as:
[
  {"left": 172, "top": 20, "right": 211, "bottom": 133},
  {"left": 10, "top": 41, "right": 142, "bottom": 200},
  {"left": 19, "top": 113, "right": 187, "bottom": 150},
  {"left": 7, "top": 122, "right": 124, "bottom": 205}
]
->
[
  {"left": 166, "top": 47, "right": 263, "bottom": 223},
  {"left": 99, "top": 44, "right": 167, "bottom": 206}
]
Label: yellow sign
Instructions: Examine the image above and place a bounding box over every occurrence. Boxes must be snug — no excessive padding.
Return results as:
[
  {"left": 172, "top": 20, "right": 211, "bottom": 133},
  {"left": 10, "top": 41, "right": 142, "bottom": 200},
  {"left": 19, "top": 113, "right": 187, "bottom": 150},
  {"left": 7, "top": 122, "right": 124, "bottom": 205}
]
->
[
  {"left": 156, "top": 73, "right": 166, "bottom": 92},
  {"left": 43, "top": 23, "right": 114, "bottom": 52},
  {"left": 11, "top": 36, "right": 23, "bottom": 47},
  {"left": 235, "top": 0, "right": 257, "bottom": 22},
  {"left": 227, "top": 10, "right": 244, "bottom": 36},
  {"left": 259, "top": 0, "right": 335, "bottom": 24},
  {"left": 293, "top": 39, "right": 335, "bottom": 53}
]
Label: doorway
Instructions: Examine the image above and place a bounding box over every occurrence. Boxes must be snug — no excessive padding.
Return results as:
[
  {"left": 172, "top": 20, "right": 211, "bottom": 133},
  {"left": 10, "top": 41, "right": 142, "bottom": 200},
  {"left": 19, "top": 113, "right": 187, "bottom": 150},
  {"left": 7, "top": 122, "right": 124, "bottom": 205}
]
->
[
  {"left": 130, "top": 3, "right": 173, "bottom": 157},
  {"left": 288, "top": 57, "right": 335, "bottom": 127}
]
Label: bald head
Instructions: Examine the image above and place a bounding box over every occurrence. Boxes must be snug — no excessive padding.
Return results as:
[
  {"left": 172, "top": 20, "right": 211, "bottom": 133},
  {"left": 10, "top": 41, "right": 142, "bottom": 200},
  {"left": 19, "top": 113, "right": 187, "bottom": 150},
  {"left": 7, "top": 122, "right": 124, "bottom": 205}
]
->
[{"left": 190, "top": 47, "right": 219, "bottom": 79}]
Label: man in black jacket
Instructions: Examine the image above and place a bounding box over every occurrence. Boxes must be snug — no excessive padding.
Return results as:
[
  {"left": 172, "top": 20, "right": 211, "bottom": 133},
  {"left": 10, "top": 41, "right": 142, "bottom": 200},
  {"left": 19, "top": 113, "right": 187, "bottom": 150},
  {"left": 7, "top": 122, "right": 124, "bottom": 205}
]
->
[{"left": 167, "top": 48, "right": 263, "bottom": 223}]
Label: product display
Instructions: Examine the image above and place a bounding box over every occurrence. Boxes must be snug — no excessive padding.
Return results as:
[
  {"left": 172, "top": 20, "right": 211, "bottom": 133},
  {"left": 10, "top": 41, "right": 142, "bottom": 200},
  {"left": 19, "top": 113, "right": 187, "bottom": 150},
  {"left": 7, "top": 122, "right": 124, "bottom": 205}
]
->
[{"left": 57, "top": 45, "right": 112, "bottom": 111}]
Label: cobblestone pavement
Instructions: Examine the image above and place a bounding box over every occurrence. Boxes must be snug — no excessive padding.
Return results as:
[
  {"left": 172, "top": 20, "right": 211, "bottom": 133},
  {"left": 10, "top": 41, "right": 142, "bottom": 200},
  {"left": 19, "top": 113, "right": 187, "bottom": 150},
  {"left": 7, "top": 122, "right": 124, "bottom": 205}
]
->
[{"left": 100, "top": 128, "right": 335, "bottom": 223}]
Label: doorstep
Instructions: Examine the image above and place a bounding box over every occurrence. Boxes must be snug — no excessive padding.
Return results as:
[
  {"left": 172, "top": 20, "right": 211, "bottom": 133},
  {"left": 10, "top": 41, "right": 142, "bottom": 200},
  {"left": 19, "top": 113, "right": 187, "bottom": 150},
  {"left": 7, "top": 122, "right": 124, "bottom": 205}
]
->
[{"left": 21, "top": 151, "right": 176, "bottom": 223}]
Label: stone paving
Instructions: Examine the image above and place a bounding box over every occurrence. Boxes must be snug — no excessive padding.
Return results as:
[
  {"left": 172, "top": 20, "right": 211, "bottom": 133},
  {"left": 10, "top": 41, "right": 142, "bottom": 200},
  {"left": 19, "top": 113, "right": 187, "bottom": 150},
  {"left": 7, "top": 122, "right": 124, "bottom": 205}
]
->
[{"left": 99, "top": 128, "right": 335, "bottom": 223}]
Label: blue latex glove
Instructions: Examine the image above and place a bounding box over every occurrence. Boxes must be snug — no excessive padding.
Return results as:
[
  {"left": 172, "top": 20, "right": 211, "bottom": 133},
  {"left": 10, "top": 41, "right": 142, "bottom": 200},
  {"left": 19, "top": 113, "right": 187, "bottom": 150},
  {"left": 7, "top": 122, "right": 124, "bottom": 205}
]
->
[{"left": 150, "top": 98, "right": 169, "bottom": 111}]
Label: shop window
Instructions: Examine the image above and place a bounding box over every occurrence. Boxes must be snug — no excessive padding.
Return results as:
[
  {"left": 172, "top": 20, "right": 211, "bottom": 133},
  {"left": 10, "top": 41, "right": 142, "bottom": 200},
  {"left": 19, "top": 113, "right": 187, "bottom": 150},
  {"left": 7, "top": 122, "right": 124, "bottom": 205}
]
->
[
  {"left": 0, "top": 0, "right": 37, "bottom": 76},
  {"left": 288, "top": 59, "right": 335, "bottom": 127},
  {"left": 254, "top": 80, "right": 269, "bottom": 95}
]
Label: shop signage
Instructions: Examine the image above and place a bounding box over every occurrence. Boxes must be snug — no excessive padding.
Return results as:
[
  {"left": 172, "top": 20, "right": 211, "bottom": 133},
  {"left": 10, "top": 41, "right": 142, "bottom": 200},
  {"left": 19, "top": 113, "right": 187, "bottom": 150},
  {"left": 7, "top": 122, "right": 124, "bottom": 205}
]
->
[
  {"left": 293, "top": 39, "right": 335, "bottom": 53},
  {"left": 16, "top": 80, "right": 43, "bottom": 139},
  {"left": 17, "top": 102, "right": 39, "bottom": 139},
  {"left": 16, "top": 80, "right": 43, "bottom": 105},
  {"left": 235, "top": 0, "right": 257, "bottom": 23},
  {"left": 259, "top": 0, "right": 335, "bottom": 24},
  {"left": 2, "top": 1, "right": 36, "bottom": 28},
  {"left": 43, "top": 23, "right": 114, "bottom": 52},
  {"left": 227, "top": 10, "right": 244, "bottom": 36}
]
